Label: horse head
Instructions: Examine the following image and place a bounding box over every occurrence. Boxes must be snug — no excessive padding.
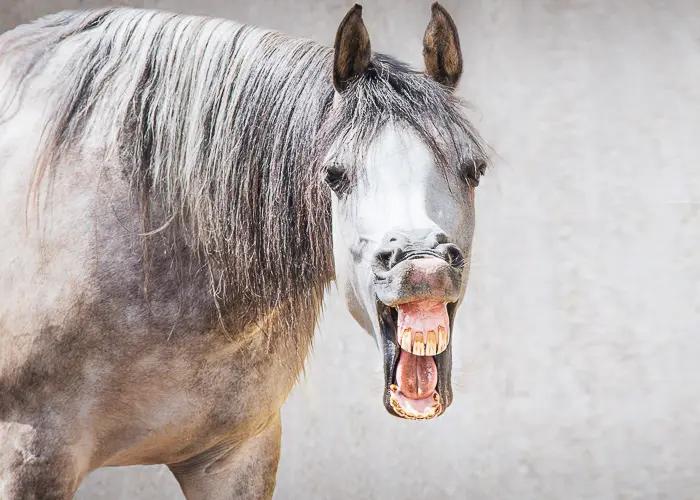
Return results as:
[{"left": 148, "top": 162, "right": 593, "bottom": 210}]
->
[{"left": 324, "top": 4, "right": 489, "bottom": 420}]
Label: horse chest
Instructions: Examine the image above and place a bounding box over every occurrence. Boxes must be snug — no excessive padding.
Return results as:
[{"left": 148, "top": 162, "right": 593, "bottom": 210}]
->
[{"left": 94, "top": 328, "right": 297, "bottom": 466}]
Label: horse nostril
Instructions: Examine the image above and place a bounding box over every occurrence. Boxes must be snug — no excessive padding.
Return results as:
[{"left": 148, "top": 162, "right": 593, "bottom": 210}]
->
[
  {"left": 374, "top": 247, "right": 404, "bottom": 271},
  {"left": 441, "top": 244, "right": 465, "bottom": 268},
  {"left": 375, "top": 249, "right": 392, "bottom": 268}
]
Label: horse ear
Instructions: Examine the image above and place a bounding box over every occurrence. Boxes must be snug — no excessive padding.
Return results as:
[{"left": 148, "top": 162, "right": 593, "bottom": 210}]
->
[
  {"left": 333, "top": 4, "right": 372, "bottom": 93},
  {"left": 422, "top": 2, "right": 463, "bottom": 89}
]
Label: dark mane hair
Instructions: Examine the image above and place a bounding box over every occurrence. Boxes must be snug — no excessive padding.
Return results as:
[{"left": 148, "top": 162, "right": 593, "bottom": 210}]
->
[{"left": 0, "top": 7, "right": 490, "bottom": 339}]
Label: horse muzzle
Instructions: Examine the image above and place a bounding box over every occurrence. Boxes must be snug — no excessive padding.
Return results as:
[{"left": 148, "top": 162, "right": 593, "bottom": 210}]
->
[{"left": 373, "top": 257, "right": 463, "bottom": 307}]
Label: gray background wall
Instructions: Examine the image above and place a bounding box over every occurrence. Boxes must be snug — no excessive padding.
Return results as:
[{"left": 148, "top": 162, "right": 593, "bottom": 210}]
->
[{"left": 2, "top": 0, "right": 699, "bottom": 498}]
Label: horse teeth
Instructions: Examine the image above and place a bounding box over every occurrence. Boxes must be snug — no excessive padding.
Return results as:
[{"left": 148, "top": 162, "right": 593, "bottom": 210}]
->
[
  {"left": 437, "top": 326, "right": 448, "bottom": 353},
  {"left": 413, "top": 332, "right": 425, "bottom": 355},
  {"left": 414, "top": 342, "right": 425, "bottom": 355},
  {"left": 391, "top": 391, "right": 442, "bottom": 420},
  {"left": 400, "top": 328, "right": 412, "bottom": 351},
  {"left": 426, "top": 330, "right": 437, "bottom": 355}
]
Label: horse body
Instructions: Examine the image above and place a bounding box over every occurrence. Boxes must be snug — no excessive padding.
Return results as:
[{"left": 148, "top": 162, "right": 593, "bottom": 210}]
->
[
  {"left": 0, "top": 60, "right": 280, "bottom": 500},
  {"left": 0, "top": 88, "right": 294, "bottom": 500},
  {"left": 0, "top": 4, "right": 490, "bottom": 498},
  {"left": 0, "top": 11, "right": 322, "bottom": 498}
]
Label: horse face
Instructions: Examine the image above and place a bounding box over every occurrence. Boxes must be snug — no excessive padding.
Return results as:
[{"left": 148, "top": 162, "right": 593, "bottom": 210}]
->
[
  {"left": 328, "top": 124, "right": 479, "bottom": 419},
  {"left": 326, "top": 4, "right": 483, "bottom": 419}
]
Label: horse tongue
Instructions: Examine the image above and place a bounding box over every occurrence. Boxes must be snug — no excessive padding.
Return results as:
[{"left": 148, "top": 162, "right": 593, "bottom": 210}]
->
[
  {"left": 395, "top": 349, "right": 437, "bottom": 400},
  {"left": 394, "top": 300, "right": 445, "bottom": 399}
]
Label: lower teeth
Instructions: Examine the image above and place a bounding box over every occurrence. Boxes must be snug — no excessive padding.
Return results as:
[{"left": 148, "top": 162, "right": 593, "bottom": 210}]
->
[{"left": 389, "top": 394, "right": 441, "bottom": 420}]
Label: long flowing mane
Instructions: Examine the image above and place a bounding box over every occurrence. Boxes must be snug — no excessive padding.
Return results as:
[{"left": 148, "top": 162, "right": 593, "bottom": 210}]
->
[{"left": 0, "top": 7, "right": 490, "bottom": 339}]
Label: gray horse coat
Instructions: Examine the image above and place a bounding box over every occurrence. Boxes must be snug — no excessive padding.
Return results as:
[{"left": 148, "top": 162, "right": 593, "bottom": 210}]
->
[{"left": 0, "top": 4, "right": 490, "bottom": 498}]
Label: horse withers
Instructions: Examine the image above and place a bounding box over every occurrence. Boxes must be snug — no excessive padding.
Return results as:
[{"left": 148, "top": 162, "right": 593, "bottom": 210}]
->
[{"left": 0, "top": 3, "right": 490, "bottom": 498}]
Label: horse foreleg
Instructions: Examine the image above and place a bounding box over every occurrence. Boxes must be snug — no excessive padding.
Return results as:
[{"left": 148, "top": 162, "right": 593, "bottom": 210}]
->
[
  {"left": 169, "top": 414, "right": 282, "bottom": 500},
  {"left": 0, "top": 422, "right": 80, "bottom": 500}
]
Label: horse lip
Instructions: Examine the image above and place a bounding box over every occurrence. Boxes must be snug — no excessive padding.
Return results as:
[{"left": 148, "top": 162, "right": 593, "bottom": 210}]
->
[{"left": 373, "top": 258, "right": 462, "bottom": 308}]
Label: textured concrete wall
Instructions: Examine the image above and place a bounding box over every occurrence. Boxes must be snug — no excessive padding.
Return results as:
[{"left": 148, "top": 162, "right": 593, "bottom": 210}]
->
[{"left": 2, "top": 0, "right": 699, "bottom": 498}]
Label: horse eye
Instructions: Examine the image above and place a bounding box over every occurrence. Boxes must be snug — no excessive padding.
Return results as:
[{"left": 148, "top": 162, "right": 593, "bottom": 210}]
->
[
  {"left": 462, "top": 160, "right": 487, "bottom": 188},
  {"left": 324, "top": 165, "right": 350, "bottom": 195}
]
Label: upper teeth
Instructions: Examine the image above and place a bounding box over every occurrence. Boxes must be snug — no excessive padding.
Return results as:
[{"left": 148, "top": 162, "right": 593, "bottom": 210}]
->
[
  {"left": 400, "top": 329, "right": 412, "bottom": 351},
  {"left": 438, "top": 326, "right": 448, "bottom": 352},
  {"left": 426, "top": 330, "right": 437, "bottom": 355},
  {"left": 413, "top": 332, "right": 425, "bottom": 355},
  {"left": 398, "top": 326, "right": 449, "bottom": 356}
]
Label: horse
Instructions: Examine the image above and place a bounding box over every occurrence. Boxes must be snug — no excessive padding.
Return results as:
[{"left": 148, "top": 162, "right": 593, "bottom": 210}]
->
[{"left": 0, "top": 3, "right": 490, "bottom": 498}]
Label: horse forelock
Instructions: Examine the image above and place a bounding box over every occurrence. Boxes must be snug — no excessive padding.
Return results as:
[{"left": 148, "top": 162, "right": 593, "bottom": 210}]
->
[{"left": 0, "top": 7, "right": 490, "bottom": 346}]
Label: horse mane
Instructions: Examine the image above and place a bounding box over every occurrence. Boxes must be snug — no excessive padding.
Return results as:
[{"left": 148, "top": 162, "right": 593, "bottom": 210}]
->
[{"left": 0, "top": 7, "right": 490, "bottom": 339}]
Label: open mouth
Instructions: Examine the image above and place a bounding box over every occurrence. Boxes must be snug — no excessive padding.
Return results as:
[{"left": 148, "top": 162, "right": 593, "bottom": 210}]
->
[{"left": 381, "top": 300, "right": 453, "bottom": 420}]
